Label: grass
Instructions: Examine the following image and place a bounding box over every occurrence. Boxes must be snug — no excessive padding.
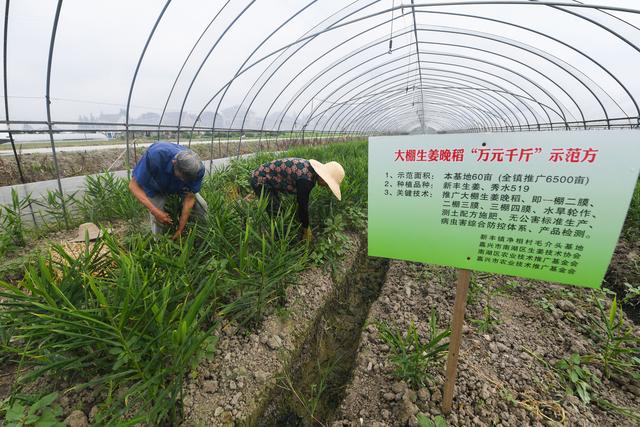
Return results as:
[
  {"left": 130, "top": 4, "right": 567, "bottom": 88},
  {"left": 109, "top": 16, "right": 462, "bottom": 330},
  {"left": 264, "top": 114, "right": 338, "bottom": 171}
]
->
[
  {"left": 309, "top": 214, "right": 350, "bottom": 270},
  {"left": 0, "top": 139, "right": 369, "bottom": 424},
  {"left": 376, "top": 310, "right": 450, "bottom": 388},
  {"left": 470, "top": 303, "right": 500, "bottom": 334},
  {"left": 0, "top": 232, "right": 221, "bottom": 424},
  {"left": 417, "top": 414, "right": 446, "bottom": 427},
  {"left": 623, "top": 282, "right": 640, "bottom": 306},
  {"left": 1, "top": 392, "right": 64, "bottom": 427},
  {"left": 277, "top": 359, "right": 337, "bottom": 425},
  {"left": 595, "top": 398, "right": 640, "bottom": 422},
  {"left": 581, "top": 292, "right": 640, "bottom": 381},
  {"left": 535, "top": 296, "right": 555, "bottom": 312},
  {"left": 469, "top": 281, "right": 501, "bottom": 334},
  {"left": 0, "top": 190, "right": 30, "bottom": 256},
  {"left": 554, "top": 354, "right": 600, "bottom": 404},
  {"left": 75, "top": 173, "right": 142, "bottom": 224},
  {"left": 622, "top": 179, "right": 640, "bottom": 240},
  {"left": 0, "top": 171, "right": 146, "bottom": 260},
  {"left": 528, "top": 290, "right": 640, "bottom": 418},
  {"left": 466, "top": 274, "right": 485, "bottom": 306}
]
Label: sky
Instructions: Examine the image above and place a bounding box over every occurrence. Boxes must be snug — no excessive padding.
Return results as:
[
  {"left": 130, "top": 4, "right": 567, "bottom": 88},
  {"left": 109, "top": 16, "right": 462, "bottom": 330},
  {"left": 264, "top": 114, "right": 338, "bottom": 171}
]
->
[{"left": 2, "top": 0, "right": 640, "bottom": 133}]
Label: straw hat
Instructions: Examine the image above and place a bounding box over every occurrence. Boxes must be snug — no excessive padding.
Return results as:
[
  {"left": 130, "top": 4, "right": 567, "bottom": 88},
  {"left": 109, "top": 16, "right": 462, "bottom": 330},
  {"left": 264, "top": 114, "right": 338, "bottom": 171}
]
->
[
  {"left": 70, "top": 222, "right": 105, "bottom": 242},
  {"left": 309, "top": 159, "right": 345, "bottom": 201}
]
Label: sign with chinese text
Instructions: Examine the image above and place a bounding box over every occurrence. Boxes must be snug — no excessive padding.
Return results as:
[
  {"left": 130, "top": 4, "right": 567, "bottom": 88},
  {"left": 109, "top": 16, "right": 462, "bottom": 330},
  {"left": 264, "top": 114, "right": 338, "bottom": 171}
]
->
[{"left": 368, "top": 131, "right": 640, "bottom": 288}]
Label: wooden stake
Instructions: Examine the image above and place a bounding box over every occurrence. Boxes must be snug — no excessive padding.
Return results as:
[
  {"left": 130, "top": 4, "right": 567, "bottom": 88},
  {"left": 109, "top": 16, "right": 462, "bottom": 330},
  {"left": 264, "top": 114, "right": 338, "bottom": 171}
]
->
[{"left": 442, "top": 268, "right": 471, "bottom": 414}]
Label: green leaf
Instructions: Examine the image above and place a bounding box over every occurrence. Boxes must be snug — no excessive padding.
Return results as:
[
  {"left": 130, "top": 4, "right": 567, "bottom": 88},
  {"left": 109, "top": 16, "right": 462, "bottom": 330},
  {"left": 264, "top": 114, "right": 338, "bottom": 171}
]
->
[
  {"left": 181, "top": 320, "right": 188, "bottom": 341},
  {"left": 30, "top": 392, "right": 59, "bottom": 413},
  {"left": 416, "top": 413, "right": 434, "bottom": 427},
  {"left": 576, "top": 382, "right": 590, "bottom": 404},
  {"left": 34, "top": 408, "right": 65, "bottom": 427},
  {"left": 87, "top": 277, "right": 109, "bottom": 312},
  {"left": 113, "top": 353, "right": 128, "bottom": 372},
  {"left": 609, "top": 296, "right": 617, "bottom": 327},
  {"left": 434, "top": 415, "right": 447, "bottom": 427},
  {"left": 6, "top": 402, "right": 25, "bottom": 421},
  {"left": 25, "top": 413, "right": 40, "bottom": 424},
  {"left": 569, "top": 370, "right": 579, "bottom": 383}
]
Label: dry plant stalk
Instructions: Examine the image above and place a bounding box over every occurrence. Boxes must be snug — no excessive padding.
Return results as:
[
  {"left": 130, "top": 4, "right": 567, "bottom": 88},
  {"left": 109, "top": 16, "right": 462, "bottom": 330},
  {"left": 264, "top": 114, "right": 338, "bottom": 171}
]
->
[{"left": 460, "top": 349, "right": 567, "bottom": 425}]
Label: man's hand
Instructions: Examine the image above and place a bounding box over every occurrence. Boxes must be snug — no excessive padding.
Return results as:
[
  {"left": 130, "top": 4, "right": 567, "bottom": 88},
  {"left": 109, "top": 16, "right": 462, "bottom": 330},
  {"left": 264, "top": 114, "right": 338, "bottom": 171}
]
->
[
  {"left": 129, "top": 178, "right": 173, "bottom": 226},
  {"left": 153, "top": 209, "right": 173, "bottom": 225},
  {"left": 303, "top": 227, "right": 313, "bottom": 242},
  {"left": 171, "top": 193, "right": 197, "bottom": 241}
]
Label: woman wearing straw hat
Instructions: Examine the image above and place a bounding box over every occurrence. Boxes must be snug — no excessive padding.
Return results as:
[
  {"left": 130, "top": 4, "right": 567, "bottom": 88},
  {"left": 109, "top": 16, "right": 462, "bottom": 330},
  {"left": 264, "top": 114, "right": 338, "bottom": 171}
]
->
[{"left": 249, "top": 158, "right": 344, "bottom": 241}]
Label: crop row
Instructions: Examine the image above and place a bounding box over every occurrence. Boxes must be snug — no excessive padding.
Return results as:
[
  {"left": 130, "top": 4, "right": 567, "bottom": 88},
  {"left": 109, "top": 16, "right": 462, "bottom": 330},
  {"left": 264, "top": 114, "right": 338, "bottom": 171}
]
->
[{"left": 0, "top": 140, "right": 368, "bottom": 425}]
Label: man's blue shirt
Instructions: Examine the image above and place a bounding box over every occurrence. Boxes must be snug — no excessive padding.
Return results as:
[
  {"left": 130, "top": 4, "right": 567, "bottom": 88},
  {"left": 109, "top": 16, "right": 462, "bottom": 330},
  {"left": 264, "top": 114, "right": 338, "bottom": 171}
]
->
[{"left": 132, "top": 142, "right": 204, "bottom": 197}]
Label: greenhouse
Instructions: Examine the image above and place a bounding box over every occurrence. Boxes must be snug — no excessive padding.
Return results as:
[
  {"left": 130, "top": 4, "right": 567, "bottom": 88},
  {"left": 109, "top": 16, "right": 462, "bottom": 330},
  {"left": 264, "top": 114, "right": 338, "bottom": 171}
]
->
[{"left": 0, "top": 1, "right": 639, "bottom": 426}]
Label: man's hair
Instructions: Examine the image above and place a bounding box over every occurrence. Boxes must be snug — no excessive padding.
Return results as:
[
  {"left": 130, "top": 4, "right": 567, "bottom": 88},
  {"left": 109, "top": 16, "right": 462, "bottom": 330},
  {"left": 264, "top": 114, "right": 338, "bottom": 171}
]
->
[{"left": 174, "top": 149, "right": 204, "bottom": 182}]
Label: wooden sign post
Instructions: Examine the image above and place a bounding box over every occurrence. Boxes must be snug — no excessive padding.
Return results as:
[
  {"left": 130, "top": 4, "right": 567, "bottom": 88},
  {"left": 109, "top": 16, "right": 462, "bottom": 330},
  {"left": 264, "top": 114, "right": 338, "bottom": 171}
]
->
[{"left": 442, "top": 269, "right": 471, "bottom": 414}]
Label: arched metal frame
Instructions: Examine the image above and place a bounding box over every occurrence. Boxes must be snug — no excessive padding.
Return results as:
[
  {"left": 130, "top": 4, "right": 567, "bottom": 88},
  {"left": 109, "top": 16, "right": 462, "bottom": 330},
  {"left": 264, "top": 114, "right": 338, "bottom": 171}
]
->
[
  {"left": 2, "top": 0, "right": 639, "bottom": 190},
  {"left": 188, "top": 1, "right": 639, "bottom": 138}
]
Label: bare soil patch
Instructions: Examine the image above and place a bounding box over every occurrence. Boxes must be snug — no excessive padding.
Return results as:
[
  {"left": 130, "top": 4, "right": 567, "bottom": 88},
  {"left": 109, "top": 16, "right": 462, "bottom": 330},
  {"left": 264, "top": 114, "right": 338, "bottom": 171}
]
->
[{"left": 334, "top": 261, "right": 640, "bottom": 426}]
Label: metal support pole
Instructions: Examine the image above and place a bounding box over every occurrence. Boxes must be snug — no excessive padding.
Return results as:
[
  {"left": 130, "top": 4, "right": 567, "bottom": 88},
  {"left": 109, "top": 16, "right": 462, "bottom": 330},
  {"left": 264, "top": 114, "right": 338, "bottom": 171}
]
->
[{"left": 45, "top": 0, "right": 69, "bottom": 228}]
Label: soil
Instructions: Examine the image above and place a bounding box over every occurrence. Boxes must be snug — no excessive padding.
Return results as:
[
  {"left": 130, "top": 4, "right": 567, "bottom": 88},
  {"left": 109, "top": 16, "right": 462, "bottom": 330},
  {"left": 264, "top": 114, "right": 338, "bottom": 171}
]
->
[
  {"left": 333, "top": 261, "right": 640, "bottom": 427},
  {"left": 0, "top": 137, "right": 344, "bottom": 186},
  {"left": 259, "top": 253, "right": 390, "bottom": 426},
  {"left": 0, "top": 365, "right": 16, "bottom": 404},
  {"left": 181, "top": 233, "right": 363, "bottom": 426}
]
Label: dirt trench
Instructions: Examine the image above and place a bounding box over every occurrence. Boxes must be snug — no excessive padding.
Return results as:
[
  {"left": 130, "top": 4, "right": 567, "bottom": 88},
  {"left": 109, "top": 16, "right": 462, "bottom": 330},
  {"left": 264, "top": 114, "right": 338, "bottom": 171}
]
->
[{"left": 256, "top": 251, "right": 390, "bottom": 426}]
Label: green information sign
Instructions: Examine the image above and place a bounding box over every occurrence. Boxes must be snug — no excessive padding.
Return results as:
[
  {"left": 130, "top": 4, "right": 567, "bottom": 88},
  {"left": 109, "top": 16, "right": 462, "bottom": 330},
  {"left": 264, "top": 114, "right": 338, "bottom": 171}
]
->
[{"left": 368, "top": 131, "right": 640, "bottom": 288}]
